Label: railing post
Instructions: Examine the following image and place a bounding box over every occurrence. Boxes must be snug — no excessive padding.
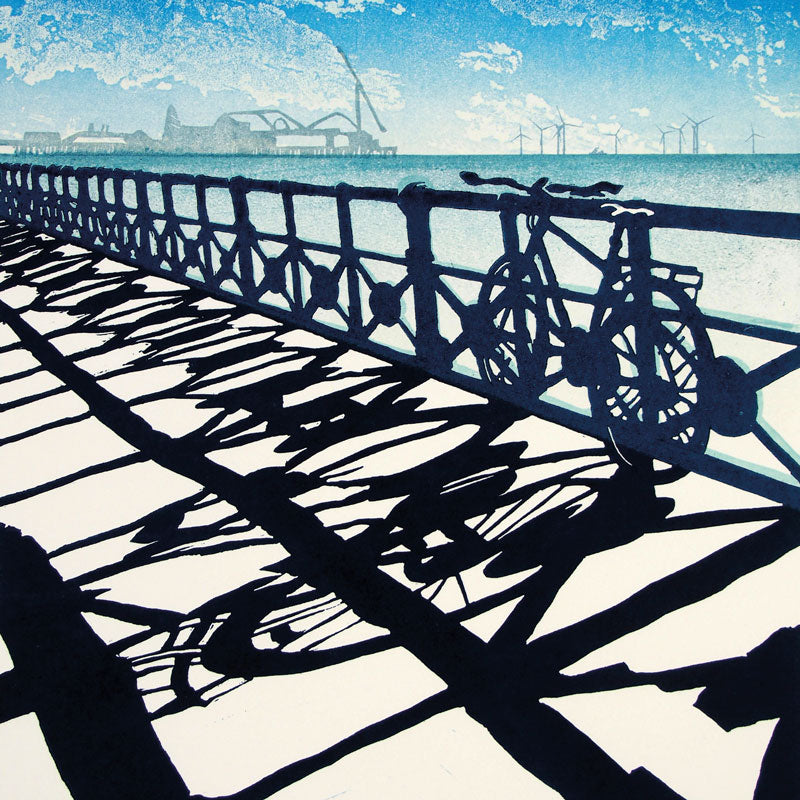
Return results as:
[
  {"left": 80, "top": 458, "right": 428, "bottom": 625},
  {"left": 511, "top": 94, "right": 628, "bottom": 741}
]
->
[
  {"left": 17, "top": 163, "right": 33, "bottom": 225},
  {"left": 74, "top": 168, "right": 91, "bottom": 247},
  {"left": 0, "top": 166, "right": 9, "bottom": 219},
  {"left": 193, "top": 179, "right": 213, "bottom": 284},
  {"left": 118, "top": 173, "right": 135, "bottom": 258},
  {"left": 43, "top": 166, "right": 56, "bottom": 233},
  {"left": 499, "top": 201, "right": 521, "bottom": 257},
  {"left": 94, "top": 168, "right": 109, "bottom": 249},
  {"left": 229, "top": 176, "right": 255, "bottom": 300},
  {"left": 280, "top": 183, "right": 303, "bottom": 312},
  {"left": 61, "top": 166, "right": 78, "bottom": 239},
  {"left": 53, "top": 165, "right": 68, "bottom": 236},
  {"left": 398, "top": 183, "right": 443, "bottom": 368},
  {"left": 134, "top": 174, "right": 153, "bottom": 267},
  {"left": 160, "top": 177, "right": 178, "bottom": 273},
  {"left": 336, "top": 183, "right": 362, "bottom": 334},
  {"left": 626, "top": 220, "right": 658, "bottom": 429}
]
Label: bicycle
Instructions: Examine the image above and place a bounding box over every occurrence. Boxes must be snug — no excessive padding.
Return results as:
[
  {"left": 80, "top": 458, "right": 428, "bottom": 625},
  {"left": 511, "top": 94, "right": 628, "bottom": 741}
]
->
[{"left": 460, "top": 171, "right": 714, "bottom": 481}]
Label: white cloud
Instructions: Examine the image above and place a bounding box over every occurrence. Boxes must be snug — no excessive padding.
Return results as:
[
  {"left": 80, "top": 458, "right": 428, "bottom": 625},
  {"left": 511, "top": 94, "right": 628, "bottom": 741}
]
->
[
  {"left": 455, "top": 91, "right": 656, "bottom": 154},
  {"left": 457, "top": 41, "right": 523, "bottom": 74},
  {"left": 0, "top": 1, "right": 404, "bottom": 115},
  {"left": 755, "top": 93, "right": 800, "bottom": 119},
  {"left": 488, "top": 0, "right": 800, "bottom": 117},
  {"left": 489, "top": 80, "right": 505, "bottom": 91},
  {"left": 630, "top": 106, "right": 650, "bottom": 117},
  {"left": 391, "top": 3, "right": 406, "bottom": 14},
  {"left": 274, "top": 0, "right": 391, "bottom": 16},
  {"left": 155, "top": 81, "right": 172, "bottom": 91}
]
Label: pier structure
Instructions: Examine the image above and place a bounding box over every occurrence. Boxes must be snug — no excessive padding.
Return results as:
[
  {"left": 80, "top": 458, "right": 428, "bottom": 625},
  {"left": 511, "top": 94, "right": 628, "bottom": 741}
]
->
[
  {"left": 0, "top": 106, "right": 396, "bottom": 157},
  {"left": 163, "top": 105, "right": 396, "bottom": 156},
  {"left": 0, "top": 49, "right": 396, "bottom": 157}
]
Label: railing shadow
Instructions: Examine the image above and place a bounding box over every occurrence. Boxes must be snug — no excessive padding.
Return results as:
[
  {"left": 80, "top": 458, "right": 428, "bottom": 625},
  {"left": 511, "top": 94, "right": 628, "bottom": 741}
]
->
[{"left": 0, "top": 220, "right": 797, "bottom": 799}]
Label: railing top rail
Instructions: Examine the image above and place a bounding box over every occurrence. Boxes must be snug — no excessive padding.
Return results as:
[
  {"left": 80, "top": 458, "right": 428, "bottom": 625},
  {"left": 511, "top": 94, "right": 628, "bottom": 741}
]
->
[{"left": 2, "top": 160, "right": 800, "bottom": 240}]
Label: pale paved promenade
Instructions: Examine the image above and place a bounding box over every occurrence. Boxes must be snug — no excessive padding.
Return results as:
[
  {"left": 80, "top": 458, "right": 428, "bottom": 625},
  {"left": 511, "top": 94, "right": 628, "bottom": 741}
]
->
[{"left": 0, "top": 220, "right": 797, "bottom": 800}]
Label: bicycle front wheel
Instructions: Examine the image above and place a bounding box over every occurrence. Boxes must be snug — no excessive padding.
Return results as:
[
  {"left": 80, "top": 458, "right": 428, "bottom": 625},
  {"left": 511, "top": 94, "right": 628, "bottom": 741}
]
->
[{"left": 471, "top": 255, "right": 548, "bottom": 395}]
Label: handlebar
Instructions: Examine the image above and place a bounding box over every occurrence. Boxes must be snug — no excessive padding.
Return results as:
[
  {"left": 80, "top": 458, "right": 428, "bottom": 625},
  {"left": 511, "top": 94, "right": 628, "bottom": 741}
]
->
[{"left": 459, "top": 171, "right": 623, "bottom": 199}]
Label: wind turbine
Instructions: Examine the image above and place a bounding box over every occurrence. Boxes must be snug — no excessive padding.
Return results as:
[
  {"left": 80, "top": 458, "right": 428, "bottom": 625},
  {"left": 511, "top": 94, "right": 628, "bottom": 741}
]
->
[
  {"left": 510, "top": 125, "right": 532, "bottom": 155},
  {"left": 606, "top": 124, "right": 622, "bottom": 155},
  {"left": 657, "top": 126, "right": 675, "bottom": 155},
  {"left": 685, "top": 114, "right": 713, "bottom": 154},
  {"left": 745, "top": 124, "right": 764, "bottom": 154},
  {"left": 556, "top": 108, "right": 581, "bottom": 155},
  {"left": 669, "top": 120, "right": 688, "bottom": 154},
  {"left": 532, "top": 120, "right": 553, "bottom": 154}
]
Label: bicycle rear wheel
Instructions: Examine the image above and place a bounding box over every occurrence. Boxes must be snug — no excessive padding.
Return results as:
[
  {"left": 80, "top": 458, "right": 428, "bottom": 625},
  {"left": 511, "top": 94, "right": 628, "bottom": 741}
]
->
[{"left": 588, "top": 287, "right": 713, "bottom": 483}]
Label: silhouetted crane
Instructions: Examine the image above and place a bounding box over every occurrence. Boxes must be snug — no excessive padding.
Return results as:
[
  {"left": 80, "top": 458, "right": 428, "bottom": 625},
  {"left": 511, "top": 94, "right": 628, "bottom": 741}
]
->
[{"left": 336, "top": 47, "right": 387, "bottom": 134}]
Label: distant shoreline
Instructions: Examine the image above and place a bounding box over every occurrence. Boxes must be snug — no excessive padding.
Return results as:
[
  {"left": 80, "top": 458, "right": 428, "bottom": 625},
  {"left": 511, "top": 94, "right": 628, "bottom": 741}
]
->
[{"left": 2, "top": 151, "right": 797, "bottom": 159}]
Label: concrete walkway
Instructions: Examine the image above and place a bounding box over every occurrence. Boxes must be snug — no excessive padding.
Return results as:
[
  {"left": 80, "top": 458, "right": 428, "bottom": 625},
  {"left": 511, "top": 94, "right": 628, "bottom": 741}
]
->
[{"left": 0, "top": 220, "right": 797, "bottom": 800}]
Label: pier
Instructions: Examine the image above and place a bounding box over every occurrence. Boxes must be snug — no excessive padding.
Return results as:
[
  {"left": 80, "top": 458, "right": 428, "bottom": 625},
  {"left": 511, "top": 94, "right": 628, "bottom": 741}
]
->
[{"left": 0, "top": 163, "right": 798, "bottom": 799}]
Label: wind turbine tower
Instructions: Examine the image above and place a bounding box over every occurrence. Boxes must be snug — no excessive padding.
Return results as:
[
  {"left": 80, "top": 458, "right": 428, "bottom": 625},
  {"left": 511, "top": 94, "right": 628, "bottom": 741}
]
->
[
  {"left": 532, "top": 120, "right": 552, "bottom": 154},
  {"left": 670, "top": 120, "right": 688, "bottom": 154},
  {"left": 606, "top": 124, "right": 622, "bottom": 155},
  {"left": 745, "top": 124, "right": 764, "bottom": 154},
  {"left": 510, "top": 125, "right": 532, "bottom": 155},
  {"left": 685, "top": 114, "right": 713, "bottom": 154}
]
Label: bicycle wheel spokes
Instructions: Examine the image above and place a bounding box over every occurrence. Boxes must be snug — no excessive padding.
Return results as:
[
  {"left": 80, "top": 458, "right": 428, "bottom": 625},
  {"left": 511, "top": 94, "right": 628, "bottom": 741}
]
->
[{"left": 589, "top": 286, "right": 714, "bottom": 474}]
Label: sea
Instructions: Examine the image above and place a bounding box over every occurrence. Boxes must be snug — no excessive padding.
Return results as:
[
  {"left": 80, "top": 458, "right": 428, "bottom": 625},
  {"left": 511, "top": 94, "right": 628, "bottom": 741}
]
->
[{"left": 4, "top": 153, "right": 799, "bottom": 328}]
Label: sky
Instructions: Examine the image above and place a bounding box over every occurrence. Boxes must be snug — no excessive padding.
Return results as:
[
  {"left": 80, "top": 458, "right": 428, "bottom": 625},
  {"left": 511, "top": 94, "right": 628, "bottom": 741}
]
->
[{"left": 0, "top": 0, "right": 798, "bottom": 154}]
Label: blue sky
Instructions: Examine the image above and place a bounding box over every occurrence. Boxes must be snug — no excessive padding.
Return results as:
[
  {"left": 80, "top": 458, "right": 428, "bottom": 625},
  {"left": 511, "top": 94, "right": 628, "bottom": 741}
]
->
[{"left": 0, "top": 0, "right": 798, "bottom": 153}]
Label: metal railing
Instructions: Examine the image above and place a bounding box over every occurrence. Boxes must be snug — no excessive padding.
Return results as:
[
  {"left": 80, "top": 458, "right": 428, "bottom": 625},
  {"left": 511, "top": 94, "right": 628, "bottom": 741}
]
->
[{"left": 1, "top": 161, "right": 799, "bottom": 506}]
